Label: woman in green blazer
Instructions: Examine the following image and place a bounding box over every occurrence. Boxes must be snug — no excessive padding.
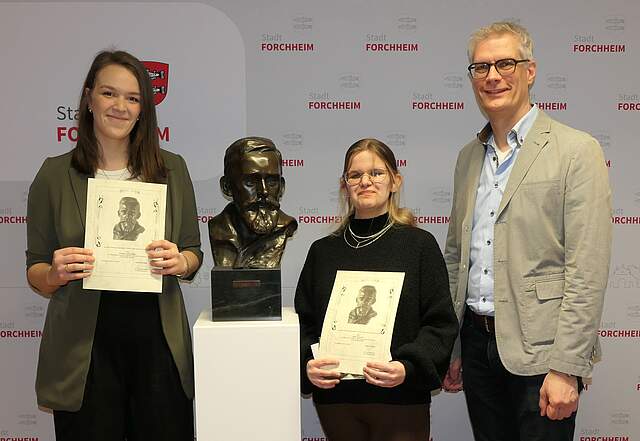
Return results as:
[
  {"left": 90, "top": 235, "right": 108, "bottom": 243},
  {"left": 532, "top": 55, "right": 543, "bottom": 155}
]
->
[{"left": 26, "top": 50, "right": 202, "bottom": 440}]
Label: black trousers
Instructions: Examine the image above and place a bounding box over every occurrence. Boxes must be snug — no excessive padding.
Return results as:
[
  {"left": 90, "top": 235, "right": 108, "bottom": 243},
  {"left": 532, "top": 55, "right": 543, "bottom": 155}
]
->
[
  {"left": 461, "top": 310, "right": 580, "bottom": 441},
  {"left": 315, "top": 403, "right": 430, "bottom": 441},
  {"left": 53, "top": 292, "right": 193, "bottom": 441}
]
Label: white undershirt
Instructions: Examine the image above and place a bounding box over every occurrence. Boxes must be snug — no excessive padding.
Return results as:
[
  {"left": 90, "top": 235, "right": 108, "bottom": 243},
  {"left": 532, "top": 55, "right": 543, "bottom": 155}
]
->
[
  {"left": 95, "top": 168, "right": 132, "bottom": 181},
  {"left": 494, "top": 147, "right": 512, "bottom": 166}
]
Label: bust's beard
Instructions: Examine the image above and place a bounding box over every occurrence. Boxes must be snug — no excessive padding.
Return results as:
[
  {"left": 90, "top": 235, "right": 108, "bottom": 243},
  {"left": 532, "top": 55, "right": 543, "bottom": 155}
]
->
[
  {"left": 244, "top": 206, "right": 279, "bottom": 234},
  {"left": 119, "top": 220, "right": 136, "bottom": 233}
]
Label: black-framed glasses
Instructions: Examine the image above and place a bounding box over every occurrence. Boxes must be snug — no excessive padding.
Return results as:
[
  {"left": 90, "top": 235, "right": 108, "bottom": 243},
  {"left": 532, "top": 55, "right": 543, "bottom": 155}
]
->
[
  {"left": 343, "top": 169, "right": 388, "bottom": 186},
  {"left": 467, "top": 58, "right": 530, "bottom": 79}
]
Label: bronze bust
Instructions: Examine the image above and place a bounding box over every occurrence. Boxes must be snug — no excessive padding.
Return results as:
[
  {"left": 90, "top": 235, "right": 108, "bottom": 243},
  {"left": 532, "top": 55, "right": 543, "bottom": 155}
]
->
[{"left": 208, "top": 137, "right": 297, "bottom": 268}]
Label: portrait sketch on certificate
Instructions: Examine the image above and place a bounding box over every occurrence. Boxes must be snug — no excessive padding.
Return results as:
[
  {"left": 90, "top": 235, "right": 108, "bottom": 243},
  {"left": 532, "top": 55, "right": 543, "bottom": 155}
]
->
[
  {"left": 318, "top": 270, "right": 405, "bottom": 375},
  {"left": 112, "top": 196, "right": 146, "bottom": 241},
  {"left": 83, "top": 178, "right": 167, "bottom": 293}
]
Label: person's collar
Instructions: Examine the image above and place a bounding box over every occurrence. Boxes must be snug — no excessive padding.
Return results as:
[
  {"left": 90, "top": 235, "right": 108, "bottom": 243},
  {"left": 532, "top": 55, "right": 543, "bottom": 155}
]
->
[
  {"left": 349, "top": 212, "right": 390, "bottom": 236},
  {"left": 477, "top": 104, "right": 539, "bottom": 147},
  {"left": 477, "top": 122, "right": 493, "bottom": 145},
  {"left": 509, "top": 104, "right": 539, "bottom": 147}
]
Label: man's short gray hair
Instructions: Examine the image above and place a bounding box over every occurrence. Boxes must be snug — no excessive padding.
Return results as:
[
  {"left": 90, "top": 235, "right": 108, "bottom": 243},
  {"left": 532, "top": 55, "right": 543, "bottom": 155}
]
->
[{"left": 468, "top": 21, "right": 534, "bottom": 63}]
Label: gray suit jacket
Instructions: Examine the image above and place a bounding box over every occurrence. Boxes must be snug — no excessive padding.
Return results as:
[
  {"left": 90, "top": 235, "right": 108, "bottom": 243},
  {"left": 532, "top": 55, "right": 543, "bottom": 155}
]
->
[
  {"left": 26, "top": 150, "right": 203, "bottom": 411},
  {"left": 444, "top": 110, "right": 612, "bottom": 378}
]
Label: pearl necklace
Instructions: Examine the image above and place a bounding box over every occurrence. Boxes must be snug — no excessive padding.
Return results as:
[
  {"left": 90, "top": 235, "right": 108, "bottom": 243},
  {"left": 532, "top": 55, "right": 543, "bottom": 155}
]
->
[{"left": 343, "top": 219, "right": 394, "bottom": 249}]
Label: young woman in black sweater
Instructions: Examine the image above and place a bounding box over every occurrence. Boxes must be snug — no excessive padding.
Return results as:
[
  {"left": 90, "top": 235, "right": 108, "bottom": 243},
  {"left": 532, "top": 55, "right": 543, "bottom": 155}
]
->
[{"left": 295, "top": 138, "right": 458, "bottom": 441}]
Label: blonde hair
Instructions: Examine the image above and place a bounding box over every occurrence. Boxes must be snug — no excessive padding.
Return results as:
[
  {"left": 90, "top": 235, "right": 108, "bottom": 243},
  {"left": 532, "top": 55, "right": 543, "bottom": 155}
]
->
[
  {"left": 334, "top": 138, "right": 415, "bottom": 234},
  {"left": 468, "top": 21, "right": 534, "bottom": 63}
]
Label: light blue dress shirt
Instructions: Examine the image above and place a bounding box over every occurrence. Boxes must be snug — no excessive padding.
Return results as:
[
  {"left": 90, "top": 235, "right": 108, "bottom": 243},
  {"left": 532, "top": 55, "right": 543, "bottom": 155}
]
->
[{"left": 467, "top": 105, "right": 539, "bottom": 316}]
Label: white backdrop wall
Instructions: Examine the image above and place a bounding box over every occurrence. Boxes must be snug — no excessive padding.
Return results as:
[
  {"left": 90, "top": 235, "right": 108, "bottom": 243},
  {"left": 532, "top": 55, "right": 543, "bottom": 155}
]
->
[{"left": 0, "top": 1, "right": 638, "bottom": 440}]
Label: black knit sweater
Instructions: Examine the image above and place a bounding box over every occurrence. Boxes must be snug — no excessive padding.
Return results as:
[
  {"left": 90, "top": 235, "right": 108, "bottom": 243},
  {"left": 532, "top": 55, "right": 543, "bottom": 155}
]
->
[{"left": 294, "top": 215, "right": 458, "bottom": 405}]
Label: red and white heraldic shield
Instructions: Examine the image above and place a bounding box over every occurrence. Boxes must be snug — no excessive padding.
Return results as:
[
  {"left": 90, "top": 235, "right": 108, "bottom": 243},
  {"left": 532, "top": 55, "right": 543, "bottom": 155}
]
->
[{"left": 142, "top": 61, "right": 169, "bottom": 105}]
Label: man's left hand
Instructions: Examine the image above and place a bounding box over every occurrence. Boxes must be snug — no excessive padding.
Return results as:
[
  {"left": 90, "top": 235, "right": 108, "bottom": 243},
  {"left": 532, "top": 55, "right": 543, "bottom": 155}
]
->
[{"left": 539, "top": 370, "right": 579, "bottom": 420}]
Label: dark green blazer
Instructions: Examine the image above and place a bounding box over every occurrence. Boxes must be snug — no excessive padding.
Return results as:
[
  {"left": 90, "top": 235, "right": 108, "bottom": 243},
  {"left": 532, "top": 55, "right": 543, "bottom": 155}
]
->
[{"left": 26, "top": 149, "right": 203, "bottom": 411}]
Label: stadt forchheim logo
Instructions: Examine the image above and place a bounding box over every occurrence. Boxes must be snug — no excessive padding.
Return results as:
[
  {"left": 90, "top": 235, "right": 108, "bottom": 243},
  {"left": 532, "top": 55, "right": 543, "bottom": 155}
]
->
[
  {"left": 572, "top": 16, "right": 626, "bottom": 53},
  {"left": 307, "top": 90, "right": 361, "bottom": 111},
  {"left": 297, "top": 204, "right": 342, "bottom": 225},
  {"left": 365, "top": 18, "right": 420, "bottom": 53},
  {"left": 617, "top": 92, "right": 639, "bottom": 111},
  {"left": 142, "top": 61, "right": 168, "bottom": 106},
  {"left": 197, "top": 205, "right": 217, "bottom": 224},
  {"left": 411, "top": 91, "right": 464, "bottom": 111}
]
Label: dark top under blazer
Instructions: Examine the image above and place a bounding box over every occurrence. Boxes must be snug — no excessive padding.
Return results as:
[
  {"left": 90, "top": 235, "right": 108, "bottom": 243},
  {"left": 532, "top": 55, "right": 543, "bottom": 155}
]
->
[
  {"left": 294, "top": 225, "right": 458, "bottom": 405},
  {"left": 26, "top": 149, "right": 203, "bottom": 411}
]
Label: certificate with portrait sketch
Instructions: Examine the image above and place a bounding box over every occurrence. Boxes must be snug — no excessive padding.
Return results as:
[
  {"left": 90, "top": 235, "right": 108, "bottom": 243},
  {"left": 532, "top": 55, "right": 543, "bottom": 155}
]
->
[
  {"left": 83, "top": 178, "right": 167, "bottom": 293},
  {"left": 318, "top": 270, "right": 405, "bottom": 375}
]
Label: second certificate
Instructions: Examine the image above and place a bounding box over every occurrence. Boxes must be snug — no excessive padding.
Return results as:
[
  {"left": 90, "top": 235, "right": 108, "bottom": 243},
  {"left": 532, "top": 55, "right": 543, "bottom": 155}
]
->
[{"left": 318, "top": 270, "right": 405, "bottom": 375}]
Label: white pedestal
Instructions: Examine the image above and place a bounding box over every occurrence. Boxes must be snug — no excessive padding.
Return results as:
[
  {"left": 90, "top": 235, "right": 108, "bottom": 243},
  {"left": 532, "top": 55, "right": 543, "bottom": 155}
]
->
[{"left": 193, "top": 307, "right": 301, "bottom": 441}]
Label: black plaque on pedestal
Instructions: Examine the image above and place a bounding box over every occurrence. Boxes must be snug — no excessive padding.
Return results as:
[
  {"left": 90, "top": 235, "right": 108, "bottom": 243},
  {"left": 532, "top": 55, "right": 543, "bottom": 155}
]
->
[{"left": 211, "top": 268, "right": 282, "bottom": 321}]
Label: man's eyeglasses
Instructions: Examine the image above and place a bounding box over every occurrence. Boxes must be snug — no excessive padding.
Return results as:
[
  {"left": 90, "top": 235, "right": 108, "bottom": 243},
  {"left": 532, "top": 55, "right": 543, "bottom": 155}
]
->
[
  {"left": 467, "top": 58, "right": 530, "bottom": 79},
  {"left": 343, "top": 169, "right": 388, "bottom": 186}
]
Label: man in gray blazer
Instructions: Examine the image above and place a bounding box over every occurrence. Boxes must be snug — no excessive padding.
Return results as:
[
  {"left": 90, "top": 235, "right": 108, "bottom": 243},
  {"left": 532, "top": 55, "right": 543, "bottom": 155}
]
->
[{"left": 443, "top": 21, "right": 611, "bottom": 441}]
